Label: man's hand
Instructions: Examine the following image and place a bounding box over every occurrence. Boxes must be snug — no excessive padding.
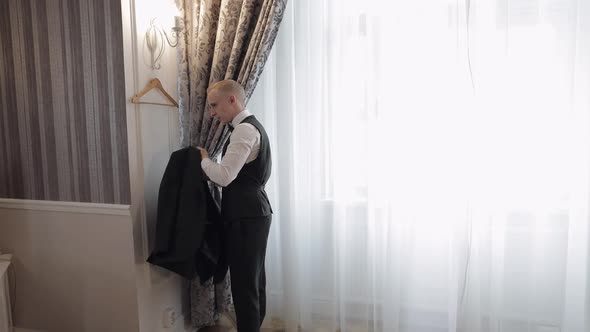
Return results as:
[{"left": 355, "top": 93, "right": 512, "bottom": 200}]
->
[{"left": 196, "top": 146, "right": 209, "bottom": 160}]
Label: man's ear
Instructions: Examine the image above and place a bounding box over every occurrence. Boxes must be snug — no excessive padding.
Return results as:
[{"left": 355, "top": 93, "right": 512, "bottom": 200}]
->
[{"left": 229, "top": 95, "right": 236, "bottom": 104}]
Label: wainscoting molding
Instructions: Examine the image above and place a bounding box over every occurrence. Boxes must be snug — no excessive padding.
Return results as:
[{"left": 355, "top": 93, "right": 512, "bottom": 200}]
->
[
  {"left": 0, "top": 198, "right": 130, "bottom": 216},
  {"left": 0, "top": 198, "right": 139, "bottom": 331}
]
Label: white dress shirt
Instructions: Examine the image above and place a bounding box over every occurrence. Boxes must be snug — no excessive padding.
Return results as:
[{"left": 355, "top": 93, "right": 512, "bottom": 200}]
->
[{"left": 201, "top": 110, "right": 261, "bottom": 187}]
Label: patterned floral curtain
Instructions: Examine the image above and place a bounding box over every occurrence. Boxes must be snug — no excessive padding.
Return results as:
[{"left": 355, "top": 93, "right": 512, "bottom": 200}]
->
[
  {"left": 178, "top": 0, "right": 287, "bottom": 156},
  {"left": 176, "top": 0, "right": 287, "bottom": 329}
]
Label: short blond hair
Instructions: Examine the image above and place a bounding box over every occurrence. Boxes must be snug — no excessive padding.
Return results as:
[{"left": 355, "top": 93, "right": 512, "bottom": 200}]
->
[{"left": 207, "top": 79, "right": 246, "bottom": 105}]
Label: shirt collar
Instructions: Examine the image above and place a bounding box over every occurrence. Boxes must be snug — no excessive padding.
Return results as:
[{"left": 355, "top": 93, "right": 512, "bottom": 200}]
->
[{"left": 231, "top": 109, "right": 251, "bottom": 128}]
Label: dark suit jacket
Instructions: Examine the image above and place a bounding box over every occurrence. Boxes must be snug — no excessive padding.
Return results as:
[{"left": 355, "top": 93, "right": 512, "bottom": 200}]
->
[{"left": 147, "top": 147, "right": 227, "bottom": 283}]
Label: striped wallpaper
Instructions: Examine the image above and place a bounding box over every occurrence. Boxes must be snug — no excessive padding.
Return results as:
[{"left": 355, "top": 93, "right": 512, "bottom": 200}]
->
[{"left": 0, "top": 0, "right": 131, "bottom": 204}]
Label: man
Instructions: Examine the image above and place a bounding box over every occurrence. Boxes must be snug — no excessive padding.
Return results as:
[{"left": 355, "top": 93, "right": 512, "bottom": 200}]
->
[{"left": 196, "top": 79, "right": 273, "bottom": 332}]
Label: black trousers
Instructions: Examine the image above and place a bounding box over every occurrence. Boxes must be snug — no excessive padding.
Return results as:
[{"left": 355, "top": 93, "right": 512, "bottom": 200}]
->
[{"left": 227, "top": 215, "right": 272, "bottom": 332}]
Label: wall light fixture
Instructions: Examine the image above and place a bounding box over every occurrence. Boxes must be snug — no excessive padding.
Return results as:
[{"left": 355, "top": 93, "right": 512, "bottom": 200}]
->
[{"left": 145, "top": 16, "right": 182, "bottom": 70}]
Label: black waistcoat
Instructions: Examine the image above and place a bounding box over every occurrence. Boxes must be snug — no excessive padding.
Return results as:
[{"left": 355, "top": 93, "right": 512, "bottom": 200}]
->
[{"left": 221, "top": 115, "right": 273, "bottom": 221}]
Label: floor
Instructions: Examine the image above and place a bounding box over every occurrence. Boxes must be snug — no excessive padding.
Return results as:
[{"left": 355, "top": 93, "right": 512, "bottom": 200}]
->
[
  {"left": 13, "top": 325, "right": 281, "bottom": 332},
  {"left": 12, "top": 313, "right": 285, "bottom": 332},
  {"left": 193, "top": 312, "right": 284, "bottom": 332},
  {"left": 198, "top": 326, "right": 281, "bottom": 332}
]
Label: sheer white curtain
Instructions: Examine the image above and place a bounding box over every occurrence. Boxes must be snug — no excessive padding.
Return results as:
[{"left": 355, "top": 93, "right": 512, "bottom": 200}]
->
[{"left": 248, "top": 0, "right": 590, "bottom": 331}]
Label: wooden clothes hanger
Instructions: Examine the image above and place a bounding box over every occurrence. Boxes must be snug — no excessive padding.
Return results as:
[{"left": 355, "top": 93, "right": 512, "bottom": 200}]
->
[{"left": 131, "top": 78, "right": 178, "bottom": 107}]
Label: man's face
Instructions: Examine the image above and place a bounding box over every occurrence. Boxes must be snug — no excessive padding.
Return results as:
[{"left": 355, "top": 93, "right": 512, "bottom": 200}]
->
[{"left": 207, "top": 89, "right": 235, "bottom": 124}]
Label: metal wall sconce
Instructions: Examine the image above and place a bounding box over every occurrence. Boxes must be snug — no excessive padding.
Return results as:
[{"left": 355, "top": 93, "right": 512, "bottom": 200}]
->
[{"left": 145, "top": 16, "right": 182, "bottom": 70}]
